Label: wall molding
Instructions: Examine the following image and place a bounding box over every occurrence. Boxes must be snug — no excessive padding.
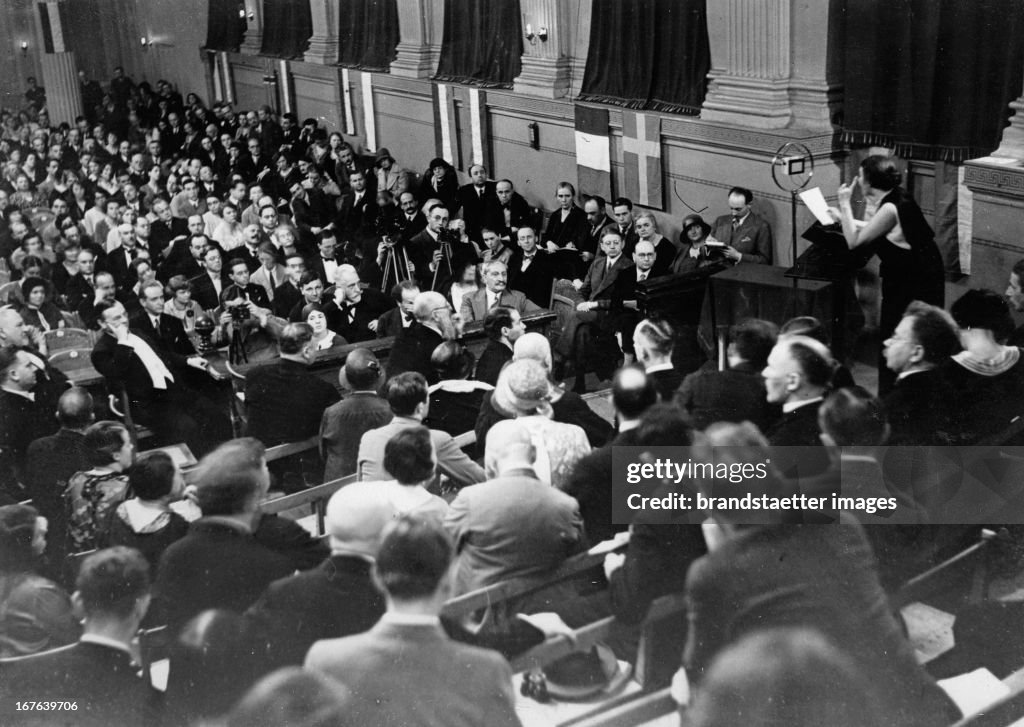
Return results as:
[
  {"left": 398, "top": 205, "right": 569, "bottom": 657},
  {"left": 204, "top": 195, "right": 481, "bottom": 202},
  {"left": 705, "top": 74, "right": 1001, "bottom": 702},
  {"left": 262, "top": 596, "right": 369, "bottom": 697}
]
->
[{"left": 963, "top": 163, "right": 1024, "bottom": 200}]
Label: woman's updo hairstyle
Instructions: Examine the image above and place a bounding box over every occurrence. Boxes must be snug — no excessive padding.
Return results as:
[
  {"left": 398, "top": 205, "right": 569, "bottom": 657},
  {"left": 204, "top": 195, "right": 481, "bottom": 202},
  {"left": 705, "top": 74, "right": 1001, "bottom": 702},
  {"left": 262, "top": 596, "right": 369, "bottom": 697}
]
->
[{"left": 860, "top": 155, "right": 902, "bottom": 192}]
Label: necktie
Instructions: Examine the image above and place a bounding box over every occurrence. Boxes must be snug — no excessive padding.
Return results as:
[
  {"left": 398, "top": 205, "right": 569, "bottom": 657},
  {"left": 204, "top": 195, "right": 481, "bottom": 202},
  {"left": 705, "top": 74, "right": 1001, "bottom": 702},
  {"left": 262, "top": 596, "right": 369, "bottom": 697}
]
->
[
  {"left": 346, "top": 304, "right": 356, "bottom": 324},
  {"left": 489, "top": 293, "right": 500, "bottom": 310},
  {"left": 638, "top": 272, "right": 647, "bottom": 282},
  {"left": 732, "top": 218, "right": 740, "bottom": 229}
]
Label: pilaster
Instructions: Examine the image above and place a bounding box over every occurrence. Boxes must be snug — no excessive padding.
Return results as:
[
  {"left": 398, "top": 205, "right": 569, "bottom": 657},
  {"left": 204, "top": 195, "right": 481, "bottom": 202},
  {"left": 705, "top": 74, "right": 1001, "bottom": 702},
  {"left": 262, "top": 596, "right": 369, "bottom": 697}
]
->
[
  {"left": 304, "top": 0, "right": 339, "bottom": 65},
  {"left": 513, "top": 0, "right": 571, "bottom": 99},
  {"left": 240, "top": 0, "right": 262, "bottom": 55},
  {"left": 390, "top": 0, "right": 439, "bottom": 78}
]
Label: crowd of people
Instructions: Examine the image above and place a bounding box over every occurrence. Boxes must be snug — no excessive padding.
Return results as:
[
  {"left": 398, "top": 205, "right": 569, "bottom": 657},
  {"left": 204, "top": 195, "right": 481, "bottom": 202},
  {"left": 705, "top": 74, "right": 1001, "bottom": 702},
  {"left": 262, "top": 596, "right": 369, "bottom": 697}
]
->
[{"left": 1, "top": 68, "right": 1023, "bottom": 727}]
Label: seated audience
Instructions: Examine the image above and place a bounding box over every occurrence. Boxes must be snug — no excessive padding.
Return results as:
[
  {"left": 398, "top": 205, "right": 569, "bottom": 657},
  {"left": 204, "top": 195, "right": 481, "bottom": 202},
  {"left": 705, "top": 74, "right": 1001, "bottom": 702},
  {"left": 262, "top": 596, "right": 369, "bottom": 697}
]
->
[
  {"left": 65, "top": 421, "right": 133, "bottom": 553},
  {"left": 474, "top": 305, "right": 524, "bottom": 386},
  {"left": 244, "top": 322, "right": 341, "bottom": 447},
  {"left": 0, "top": 547, "right": 161, "bottom": 727},
  {"left": 633, "top": 212, "right": 679, "bottom": 278},
  {"left": 320, "top": 348, "right": 392, "bottom": 480},
  {"left": 675, "top": 318, "right": 779, "bottom": 432},
  {"left": 357, "top": 372, "right": 485, "bottom": 488},
  {"left": 154, "top": 438, "right": 299, "bottom": 632},
  {"left": 427, "top": 341, "right": 492, "bottom": 438},
  {"left": 99, "top": 450, "right": 191, "bottom": 569},
  {"left": 447, "top": 416, "right": 585, "bottom": 600},
  {"left": 305, "top": 516, "right": 521, "bottom": 727},
  {"left": 0, "top": 504, "right": 80, "bottom": 658},
  {"left": 682, "top": 422, "right": 958, "bottom": 727},
  {"left": 490, "top": 359, "right": 590, "bottom": 489}
]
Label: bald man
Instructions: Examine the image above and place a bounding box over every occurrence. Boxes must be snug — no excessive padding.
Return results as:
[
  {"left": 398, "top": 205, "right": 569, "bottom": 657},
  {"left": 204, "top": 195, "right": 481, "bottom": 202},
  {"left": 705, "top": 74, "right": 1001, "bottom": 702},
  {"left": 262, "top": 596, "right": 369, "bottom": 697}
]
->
[
  {"left": 444, "top": 419, "right": 585, "bottom": 596},
  {"left": 245, "top": 482, "right": 396, "bottom": 669},
  {"left": 386, "top": 291, "right": 462, "bottom": 381}
]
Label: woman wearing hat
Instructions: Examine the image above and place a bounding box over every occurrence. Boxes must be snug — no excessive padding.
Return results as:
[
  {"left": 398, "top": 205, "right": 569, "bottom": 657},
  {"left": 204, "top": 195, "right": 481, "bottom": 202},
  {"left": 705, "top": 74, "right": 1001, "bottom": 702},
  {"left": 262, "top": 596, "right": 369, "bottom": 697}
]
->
[
  {"left": 492, "top": 359, "right": 590, "bottom": 489},
  {"left": 18, "top": 276, "right": 64, "bottom": 331},
  {"left": 374, "top": 147, "right": 409, "bottom": 197},
  {"left": 672, "top": 214, "right": 721, "bottom": 275}
]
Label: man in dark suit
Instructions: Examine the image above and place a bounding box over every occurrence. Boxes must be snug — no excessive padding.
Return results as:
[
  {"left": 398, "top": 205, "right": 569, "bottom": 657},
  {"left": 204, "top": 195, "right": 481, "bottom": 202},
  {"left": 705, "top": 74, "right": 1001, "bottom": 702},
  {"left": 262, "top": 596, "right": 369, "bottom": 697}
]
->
[
  {"left": 675, "top": 318, "right": 780, "bottom": 433},
  {"left": 485, "top": 179, "right": 538, "bottom": 244},
  {"left": 319, "top": 349, "right": 392, "bottom": 480},
  {"left": 100, "top": 223, "right": 144, "bottom": 292},
  {"left": 307, "top": 230, "right": 342, "bottom": 286},
  {"left": 632, "top": 315, "right": 683, "bottom": 402},
  {"left": 245, "top": 481, "right": 392, "bottom": 669},
  {"left": 155, "top": 439, "right": 298, "bottom": 633},
  {"left": 237, "top": 138, "right": 272, "bottom": 185},
  {"left": 244, "top": 323, "right": 341, "bottom": 447},
  {"left": 272, "top": 253, "right": 307, "bottom": 318},
  {"left": 335, "top": 168, "right": 378, "bottom": 257},
  {"left": 581, "top": 195, "right": 612, "bottom": 264},
  {"left": 460, "top": 260, "right": 543, "bottom": 323},
  {"left": 0, "top": 346, "right": 57, "bottom": 495},
  {"left": 90, "top": 300, "right": 228, "bottom": 456},
  {"left": 189, "top": 246, "right": 229, "bottom": 311},
  {"left": 882, "top": 301, "right": 961, "bottom": 445},
  {"left": 131, "top": 280, "right": 198, "bottom": 358},
  {"left": 374, "top": 280, "right": 420, "bottom": 339},
  {"left": 507, "top": 226, "right": 555, "bottom": 309},
  {"left": 683, "top": 427, "right": 960, "bottom": 727},
  {"left": 24, "top": 387, "right": 94, "bottom": 562},
  {"left": 65, "top": 248, "right": 99, "bottom": 310},
  {"left": 406, "top": 203, "right": 477, "bottom": 293},
  {"left": 396, "top": 191, "right": 427, "bottom": 242},
  {"left": 305, "top": 516, "right": 521, "bottom": 727},
  {"left": 709, "top": 186, "right": 774, "bottom": 265},
  {"left": 386, "top": 291, "right": 462, "bottom": 381},
  {"left": 473, "top": 306, "right": 525, "bottom": 386},
  {"left": 762, "top": 335, "right": 833, "bottom": 478},
  {"left": 323, "top": 264, "right": 390, "bottom": 343},
  {"left": 455, "top": 163, "right": 497, "bottom": 240},
  {"left": 0, "top": 548, "right": 161, "bottom": 726},
  {"left": 220, "top": 256, "right": 272, "bottom": 312},
  {"left": 562, "top": 228, "right": 635, "bottom": 391},
  {"left": 611, "top": 197, "right": 640, "bottom": 256}
]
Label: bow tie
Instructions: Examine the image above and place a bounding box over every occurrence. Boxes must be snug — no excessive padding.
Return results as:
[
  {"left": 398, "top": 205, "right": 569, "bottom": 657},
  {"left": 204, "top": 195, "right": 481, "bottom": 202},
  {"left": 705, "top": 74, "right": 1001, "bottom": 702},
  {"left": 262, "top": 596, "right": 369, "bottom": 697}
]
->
[
  {"left": 523, "top": 253, "right": 535, "bottom": 260},
  {"left": 403, "top": 312, "right": 415, "bottom": 323},
  {"left": 321, "top": 256, "right": 335, "bottom": 262}
]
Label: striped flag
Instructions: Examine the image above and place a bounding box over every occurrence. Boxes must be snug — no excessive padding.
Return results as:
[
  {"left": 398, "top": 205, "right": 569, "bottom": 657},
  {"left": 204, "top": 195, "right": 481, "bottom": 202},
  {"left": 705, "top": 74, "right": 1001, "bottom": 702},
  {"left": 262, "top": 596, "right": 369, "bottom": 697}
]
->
[
  {"left": 360, "top": 71, "right": 376, "bottom": 152},
  {"left": 432, "top": 83, "right": 459, "bottom": 167},
  {"left": 622, "top": 111, "right": 663, "bottom": 209},
  {"left": 467, "top": 88, "right": 491, "bottom": 171},
  {"left": 574, "top": 106, "right": 611, "bottom": 199}
]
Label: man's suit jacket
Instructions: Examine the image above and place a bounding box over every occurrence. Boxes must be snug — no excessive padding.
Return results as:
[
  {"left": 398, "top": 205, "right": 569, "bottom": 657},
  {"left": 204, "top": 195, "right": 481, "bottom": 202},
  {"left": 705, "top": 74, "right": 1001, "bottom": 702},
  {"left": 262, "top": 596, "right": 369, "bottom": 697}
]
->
[
  {"left": 455, "top": 181, "right": 497, "bottom": 238},
  {"left": 100, "top": 245, "right": 138, "bottom": 291},
  {"left": 766, "top": 399, "right": 830, "bottom": 479},
  {"left": 90, "top": 330, "right": 181, "bottom": 410},
  {"left": 335, "top": 191, "right": 377, "bottom": 243},
  {"left": 683, "top": 520, "right": 960, "bottom": 727},
  {"left": 386, "top": 323, "right": 444, "bottom": 381},
  {"left": 305, "top": 619, "right": 520, "bottom": 727},
  {"left": 561, "top": 429, "right": 640, "bottom": 547},
  {"left": 155, "top": 519, "right": 297, "bottom": 632},
  {"left": 237, "top": 153, "right": 272, "bottom": 184},
  {"left": 484, "top": 192, "right": 538, "bottom": 241},
  {"left": 397, "top": 211, "right": 427, "bottom": 242},
  {"left": 323, "top": 288, "right": 390, "bottom": 343},
  {"left": 308, "top": 254, "right": 340, "bottom": 286},
  {"left": 444, "top": 468, "right": 584, "bottom": 596},
  {"left": 580, "top": 254, "right": 633, "bottom": 301},
  {"left": 581, "top": 215, "right": 613, "bottom": 257},
  {"left": 189, "top": 270, "right": 229, "bottom": 311},
  {"left": 25, "top": 429, "right": 90, "bottom": 557},
  {"left": 245, "top": 359, "right": 341, "bottom": 447},
  {"left": 358, "top": 415, "right": 485, "bottom": 488},
  {"left": 374, "top": 306, "right": 414, "bottom": 339},
  {"left": 710, "top": 212, "right": 774, "bottom": 265},
  {"left": 406, "top": 229, "right": 479, "bottom": 292},
  {"left": 612, "top": 222, "right": 640, "bottom": 257},
  {"left": 130, "top": 309, "right": 197, "bottom": 360},
  {"left": 883, "top": 369, "right": 956, "bottom": 445},
  {"left": 507, "top": 249, "right": 555, "bottom": 308},
  {"left": 246, "top": 555, "right": 384, "bottom": 670},
  {"left": 0, "top": 641, "right": 159, "bottom": 726},
  {"left": 459, "top": 287, "right": 542, "bottom": 323},
  {"left": 219, "top": 282, "right": 271, "bottom": 311},
  {"left": 474, "top": 339, "right": 513, "bottom": 386},
  {"left": 251, "top": 264, "right": 287, "bottom": 301},
  {"left": 64, "top": 273, "right": 95, "bottom": 310},
  {"left": 319, "top": 392, "right": 393, "bottom": 481},
  {"left": 272, "top": 280, "right": 303, "bottom": 318}
]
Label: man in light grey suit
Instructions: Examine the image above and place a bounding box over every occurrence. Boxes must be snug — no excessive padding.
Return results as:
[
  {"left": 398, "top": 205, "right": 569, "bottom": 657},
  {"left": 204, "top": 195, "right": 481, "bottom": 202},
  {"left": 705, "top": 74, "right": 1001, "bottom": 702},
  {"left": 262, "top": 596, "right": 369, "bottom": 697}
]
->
[
  {"left": 305, "top": 515, "right": 522, "bottom": 727},
  {"left": 443, "top": 419, "right": 584, "bottom": 596},
  {"left": 460, "top": 260, "right": 543, "bottom": 323},
  {"left": 357, "top": 371, "right": 485, "bottom": 489}
]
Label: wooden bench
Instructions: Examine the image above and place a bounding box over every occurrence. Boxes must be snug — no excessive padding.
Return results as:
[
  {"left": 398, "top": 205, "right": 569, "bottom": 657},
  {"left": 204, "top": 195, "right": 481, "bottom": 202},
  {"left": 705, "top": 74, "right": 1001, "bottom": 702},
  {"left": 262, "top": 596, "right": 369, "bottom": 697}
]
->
[
  {"left": 260, "top": 472, "right": 359, "bottom": 535},
  {"left": 893, "top": 528, "right": 1000, "bottom": 612}
]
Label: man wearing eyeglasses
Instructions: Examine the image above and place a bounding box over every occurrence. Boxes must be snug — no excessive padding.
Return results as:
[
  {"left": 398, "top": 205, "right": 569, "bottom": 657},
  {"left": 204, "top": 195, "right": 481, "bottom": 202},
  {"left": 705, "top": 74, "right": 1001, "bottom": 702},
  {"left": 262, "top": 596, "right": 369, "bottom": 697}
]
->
[{"left": 387, "top": 291, "right": 464, "bottom": 382}]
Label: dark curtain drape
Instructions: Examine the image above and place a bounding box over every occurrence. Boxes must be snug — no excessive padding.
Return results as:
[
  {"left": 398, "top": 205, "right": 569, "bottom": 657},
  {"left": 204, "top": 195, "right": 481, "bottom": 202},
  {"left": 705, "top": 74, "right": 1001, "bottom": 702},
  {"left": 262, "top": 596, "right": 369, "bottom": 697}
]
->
[
  {"left": 836, "top": 0, "right": 1024, "bottom": 162},
  {"left": 260, "top": 0, "right": 313, "bottom": 59},
  {"left": 435, "top": 0, "right": 522, "bottom": 88},
  {"left": 206, "top": 0, "right": 247, "bottom": 52},
  {"left": 60, "top": 0, "right": 142, "bottom": 83},
  {"left": 579, "top": 0, "right": 710, "bottom": 115},
  {"left": 338, "top": 0, "right": 399, "bottom": 70}
]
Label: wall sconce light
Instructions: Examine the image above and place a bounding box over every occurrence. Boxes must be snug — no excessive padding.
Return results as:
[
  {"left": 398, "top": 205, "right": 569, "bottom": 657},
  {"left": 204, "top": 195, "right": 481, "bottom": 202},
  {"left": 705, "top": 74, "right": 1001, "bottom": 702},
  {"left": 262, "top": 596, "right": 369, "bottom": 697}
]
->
[
  {"left": 238, "top": 8, "right": 245, "bottom": 18},
  {"left": 20, "top": 41, "right": 28, "bottom": 55},
  {"left": 524, "top": 24, "right": 548, "bottom": 45},
  {"left": 140, "top": 36, "right": 149, "bottom": 49},
  {"left": 248, "top": 11, "right": 255, "bottom": 21},
  {"left": 528, "top": 121, "right": 540, "bottom": 150}
]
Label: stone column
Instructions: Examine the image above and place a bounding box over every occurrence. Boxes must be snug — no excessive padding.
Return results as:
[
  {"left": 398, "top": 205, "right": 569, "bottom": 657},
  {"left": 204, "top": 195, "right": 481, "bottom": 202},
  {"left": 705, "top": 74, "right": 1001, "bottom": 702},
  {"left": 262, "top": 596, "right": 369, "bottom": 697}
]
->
[
  {"left": 701, "top": 0, "right": 837, "bottom": 131},
  {"left": 390, "top": 0, "right": 438, "bottom": 78},
  {"left": 992, "top": 76, "right": 1024, "bottom": 159},
  {"left": 240, "top": 0, "right": 263, "bottom": 55},
  {"left": 304, "top": 0, "right": 339, "bottom": 65},
  {"left": 34, "top": 0, "right": 82, "bottom": 125},
  {"left": 513, "top": 0, "right": 571, "bottom": 99}
]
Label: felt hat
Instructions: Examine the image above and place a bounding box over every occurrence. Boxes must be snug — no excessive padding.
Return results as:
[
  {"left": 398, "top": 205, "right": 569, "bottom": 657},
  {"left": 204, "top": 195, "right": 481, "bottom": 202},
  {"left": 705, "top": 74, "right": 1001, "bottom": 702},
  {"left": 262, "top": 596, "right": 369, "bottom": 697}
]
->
[{"left": 542, "top": 644, "right": 632, "bottom": 701}]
